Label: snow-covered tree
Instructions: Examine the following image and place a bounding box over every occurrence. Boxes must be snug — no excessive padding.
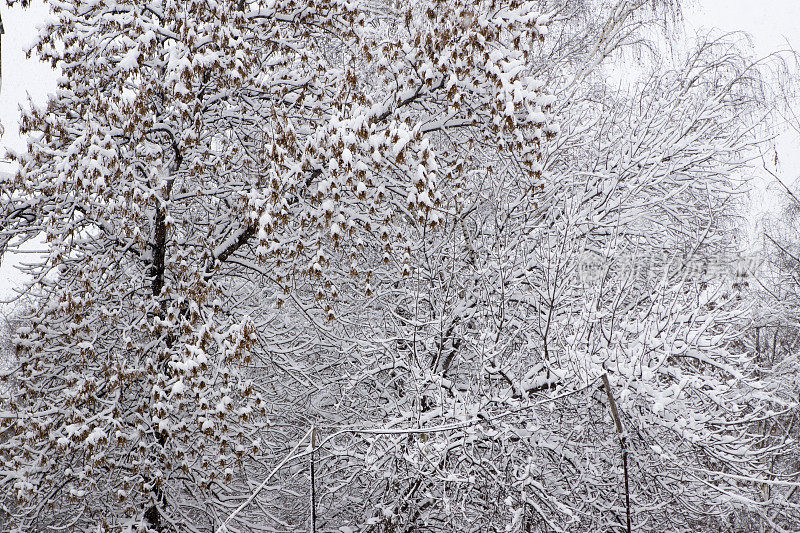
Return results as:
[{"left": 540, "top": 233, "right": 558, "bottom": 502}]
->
[
  {"left": 294, "top": 8, "right": 799, "bottom": 533},
  {"left": 741, "top": 171, "right": 800, "bottom": 531},
  {"left": 0, "top": 0, "right": 555, "bottom": 531},
  {"left": 3, "top": 0, "right": 796, "bottom": 531}
]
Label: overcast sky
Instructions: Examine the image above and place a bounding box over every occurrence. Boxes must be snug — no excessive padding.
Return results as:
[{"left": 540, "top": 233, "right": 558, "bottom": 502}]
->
[{"left": 1, "top": 0, "right": 800, "bottom": 301}]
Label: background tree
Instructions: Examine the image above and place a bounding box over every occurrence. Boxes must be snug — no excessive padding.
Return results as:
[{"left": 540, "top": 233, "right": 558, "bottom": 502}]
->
[
  {"left": 739, "top": 171, "right": 800, "bottom": 532},
  {"left": 298, "top": 6, "right": 800, "bottom": 533}
]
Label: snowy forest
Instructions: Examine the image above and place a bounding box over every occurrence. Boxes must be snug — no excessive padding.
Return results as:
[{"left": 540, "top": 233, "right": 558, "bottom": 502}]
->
[{"left": 2, "top": 0, "right": 800, "bottom": 531}]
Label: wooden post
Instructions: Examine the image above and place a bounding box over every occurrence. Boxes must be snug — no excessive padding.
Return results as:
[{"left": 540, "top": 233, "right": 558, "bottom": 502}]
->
[
  {"left": 310, "top": 426, "right": 317, "bottom": 533},
  {"left": 601, "top": 374, "right": 631, "bottom": 533},
  {"left": 772, "top": 326, "right": 778, "bottom": 366}
]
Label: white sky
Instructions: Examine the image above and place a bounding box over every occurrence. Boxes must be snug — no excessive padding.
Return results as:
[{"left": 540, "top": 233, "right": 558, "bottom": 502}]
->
[
  {"left": 1, "top": 1, "right": 799, "bottom": 301},
  {"left": 687, "top": 0, "right": 800, "bottom": 55}
]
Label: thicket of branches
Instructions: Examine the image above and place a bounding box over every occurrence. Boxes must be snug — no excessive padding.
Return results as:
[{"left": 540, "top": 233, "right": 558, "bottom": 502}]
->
[{"left": 0, "top": 0, "right": 797, "bottom": 532}]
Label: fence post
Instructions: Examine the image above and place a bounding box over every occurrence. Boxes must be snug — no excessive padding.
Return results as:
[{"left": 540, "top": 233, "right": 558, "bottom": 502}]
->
[
  {"left": 310, "top": 426, "right": 317, "bottom": 533},
  {"left": 601, "top": 373, "right": 631, "bottom": 533}
]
